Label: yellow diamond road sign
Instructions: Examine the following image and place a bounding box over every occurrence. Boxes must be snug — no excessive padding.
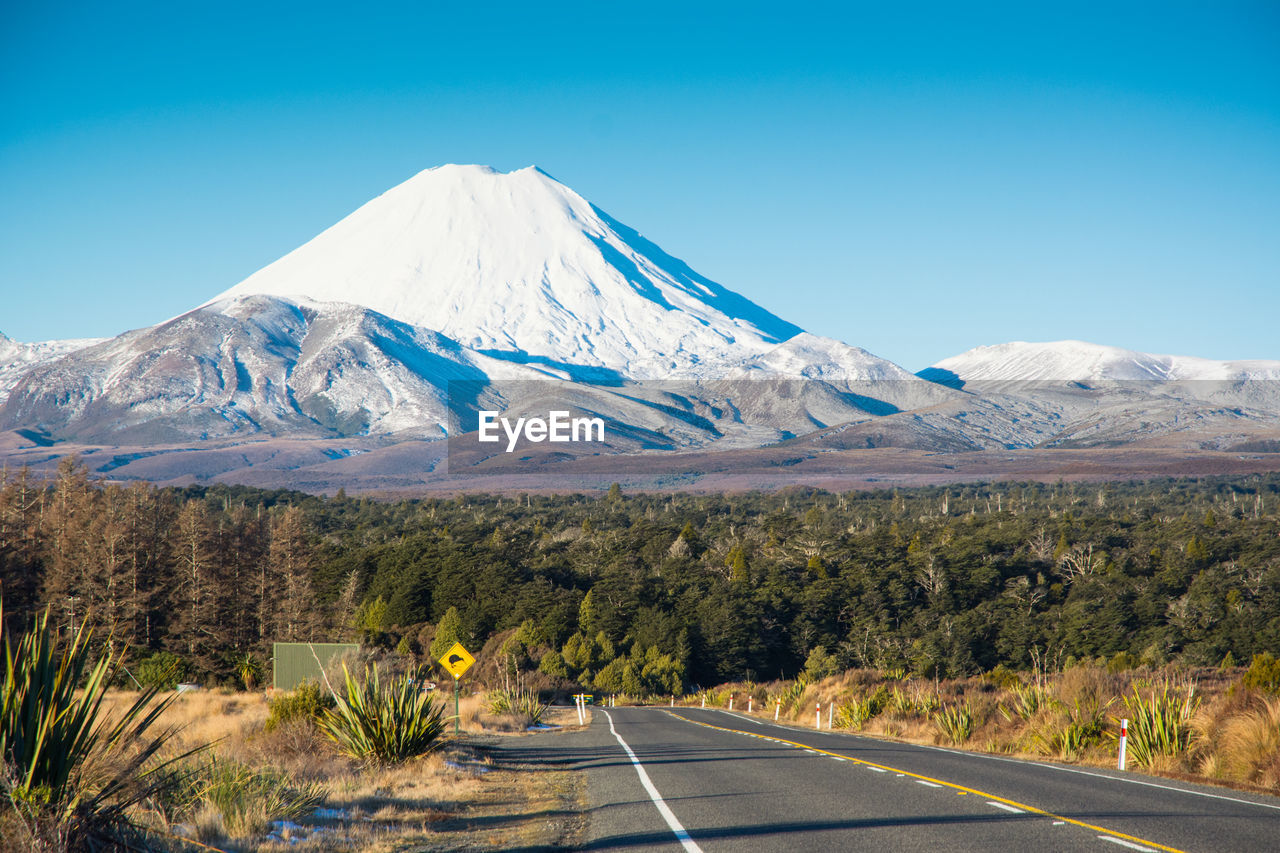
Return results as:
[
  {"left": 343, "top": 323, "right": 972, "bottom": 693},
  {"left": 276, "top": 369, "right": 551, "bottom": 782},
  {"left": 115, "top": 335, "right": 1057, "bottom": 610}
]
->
[{"left": 438, "top": 642, "right": 475, "bottom": 679}]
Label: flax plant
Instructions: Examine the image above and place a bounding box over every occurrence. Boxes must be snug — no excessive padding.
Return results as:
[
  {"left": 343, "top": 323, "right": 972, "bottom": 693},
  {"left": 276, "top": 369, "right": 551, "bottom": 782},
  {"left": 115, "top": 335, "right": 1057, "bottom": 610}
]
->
[
  {"left": 317, "top": 664, "right": 447, "bottom": 763},
  {"left": 1, "top": 603, "right": 201, "bottom": 849},
  {"left": 1115, "top": 680, "right": 1199, "bottom": 769},
  {"left": 934, "top": 702, "right": 975, "bottom": 744}
]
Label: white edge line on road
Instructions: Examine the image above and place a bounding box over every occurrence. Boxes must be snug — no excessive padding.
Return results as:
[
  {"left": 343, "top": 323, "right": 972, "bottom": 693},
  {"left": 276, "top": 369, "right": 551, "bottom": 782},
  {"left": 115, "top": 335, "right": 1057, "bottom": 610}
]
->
[
  {"left": 711, "top": 709, "right": 765, "bottom": 727},
  {"left": 1099, "top": 836, "right": 1155, "bottom": 851},
  {"left": 987, "top": 801, "right": 1025, "bottom": 813},
  {"left": 916, "top": 780, "right": 944, "bottom": 788},
  {"left": 908, "top": 741, "right": 1280, "bottom": 813},
  {"left": 603, "top": 710, "right": 704, "bottom": 853},
  {"left": 745, "top": 707, "right": 1280, "bottom": 815}
]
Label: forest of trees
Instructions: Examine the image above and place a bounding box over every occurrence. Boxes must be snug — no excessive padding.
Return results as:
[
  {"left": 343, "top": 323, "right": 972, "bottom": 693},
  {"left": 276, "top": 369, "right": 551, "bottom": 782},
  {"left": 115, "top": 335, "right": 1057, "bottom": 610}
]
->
[{"left": 3, "top": 459, "right": 1279, "bottom": 694}]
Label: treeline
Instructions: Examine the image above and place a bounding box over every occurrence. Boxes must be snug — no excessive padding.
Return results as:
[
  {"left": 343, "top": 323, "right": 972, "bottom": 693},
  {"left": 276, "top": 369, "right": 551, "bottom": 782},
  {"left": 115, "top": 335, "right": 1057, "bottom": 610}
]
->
[{"left": 3, "top": 461, "right": 1280, "bottom": 691}]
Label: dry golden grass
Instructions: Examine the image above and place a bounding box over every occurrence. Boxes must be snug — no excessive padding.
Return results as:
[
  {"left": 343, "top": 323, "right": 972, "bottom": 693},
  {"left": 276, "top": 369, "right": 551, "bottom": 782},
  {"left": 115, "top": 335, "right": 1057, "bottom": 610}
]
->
[
  {"left": 92, "top": 688, "right": 587, "bottom": 852},
  {"left": 1220, "top": 697, "right": 1280, "bottom": 786}
]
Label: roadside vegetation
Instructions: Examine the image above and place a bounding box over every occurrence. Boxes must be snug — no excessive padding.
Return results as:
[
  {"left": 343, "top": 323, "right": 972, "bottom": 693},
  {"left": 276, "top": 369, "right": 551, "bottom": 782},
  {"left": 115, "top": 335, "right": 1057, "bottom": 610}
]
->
[
  {"left": 3, "top": 463, "right": 1279, "bottom": 847},
  {"left": 1, "top": 603, "right": 587, "bottom": 851},
  {"left": 693, "top": 651, "right": 1280, "bottom": 791}
]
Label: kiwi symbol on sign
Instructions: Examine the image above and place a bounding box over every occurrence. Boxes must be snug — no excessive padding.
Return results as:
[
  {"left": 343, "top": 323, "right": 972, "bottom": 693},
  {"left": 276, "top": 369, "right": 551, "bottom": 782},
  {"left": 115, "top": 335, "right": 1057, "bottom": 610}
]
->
[{"left": 449, "top": 654, "right": 464, "bottom": 667}]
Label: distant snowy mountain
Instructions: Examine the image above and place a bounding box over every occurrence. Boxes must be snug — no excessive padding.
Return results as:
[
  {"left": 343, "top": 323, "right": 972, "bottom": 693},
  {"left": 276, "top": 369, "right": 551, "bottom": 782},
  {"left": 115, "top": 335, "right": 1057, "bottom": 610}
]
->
[
  {"left": 923, "top": 340, "right": 1280, "bottom": 383},
  {"left": 211, "top": 164, "right": 803, "bottom": 379},
  {"left": 0, "top": 332, "right": 104, "bottom": 405},
  {"left": 908, "top": 340, "right": 1280, "bottom": 452}
]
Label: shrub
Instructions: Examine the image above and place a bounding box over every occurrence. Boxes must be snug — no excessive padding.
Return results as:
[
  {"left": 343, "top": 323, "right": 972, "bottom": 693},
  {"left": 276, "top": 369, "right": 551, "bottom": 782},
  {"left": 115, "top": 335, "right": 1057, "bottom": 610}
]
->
[
  {"left": 265, "top": 680, "right": 336, "bottom": 732},
  {"left": 983, "top": 664, "right": 1020, "bottom": 690},
  {"left": 1107, "top": 651, "right": 1140, "bottom": 674},
  {"left": 136, "top": 650, "right": 189, "bottom": 691},
  {"left": 934, "top": 703, "right": 975, "bottom": 744},
  {"left": 1241, "top": 652, "right": 1280, "bottom": 695},
  {"left": 317, "top": 665, "right": 447, "bottom": 763},
  {"left": 0, "top": 603, "right": 201, "bottom": 849},
  {"left": 802, "top": 647, "right": 839, "bottom": 682},
  {"left": 1116, "top": 680, "right": 1200, "bottom": 769}
]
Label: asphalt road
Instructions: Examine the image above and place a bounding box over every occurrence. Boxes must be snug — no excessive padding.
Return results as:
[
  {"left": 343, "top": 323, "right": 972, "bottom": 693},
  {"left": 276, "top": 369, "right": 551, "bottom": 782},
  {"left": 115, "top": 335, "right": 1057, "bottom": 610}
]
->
[{"left": 491, "top": 706, "right": 1280, "bottom": 852}]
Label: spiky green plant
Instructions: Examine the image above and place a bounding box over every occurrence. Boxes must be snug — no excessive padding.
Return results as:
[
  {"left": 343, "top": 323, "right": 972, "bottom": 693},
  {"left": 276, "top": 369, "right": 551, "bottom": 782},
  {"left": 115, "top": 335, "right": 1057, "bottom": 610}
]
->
[
  {"left": 887, "top": 686, "right": 915, "bottom": 717},
  {"left": 934, "top": 702, "right": 975, "bottom": 744},
  {"left": 0, "top": 603, "right": 201, "bottom": 849},
  {"left": 1031, "top": 694, "right": 1112, "bottom": 760},
  {"left": 999, "top": 683, "right": 1052, "bottom": 722},
  {"left": 774, "top": 678, "right": 808, "bottom": 713},
  {"left": 317, "top": 664, "right": 447, "bottom": 763},
  {"left": 1115, "top": 680, "right": 1199, "bottom": 768},
  {"left": 914, "top": 690, "right": 941, "bottom": 716},
  {"left": 486, "top": 675, "right": 549, "bottom": 725},
  {"left": 180, "top": 755, "right": 326, "bottom": 839},
  {"left": 835, "top": 687, "right": 888, "bottom": 730},
  {"left": 234, "top": 652, "right": 265, "bottom": 692}
]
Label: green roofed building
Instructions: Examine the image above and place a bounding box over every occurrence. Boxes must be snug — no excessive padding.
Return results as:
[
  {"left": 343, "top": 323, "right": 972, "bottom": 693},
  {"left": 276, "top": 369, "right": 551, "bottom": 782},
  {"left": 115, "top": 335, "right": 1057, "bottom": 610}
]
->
[{"left": 272, "top": 642, "right": 359, "bottom": 690}]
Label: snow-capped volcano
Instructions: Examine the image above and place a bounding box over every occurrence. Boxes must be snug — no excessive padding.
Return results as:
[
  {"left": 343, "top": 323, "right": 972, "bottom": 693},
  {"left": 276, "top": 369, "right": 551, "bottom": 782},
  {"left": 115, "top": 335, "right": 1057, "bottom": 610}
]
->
[
  {"left": 211, "top": 164, "right": 801, "bottom": 379},
  {"left": 925, "top": 340, "right": 1280, "bottom": 383},
  {"left": 3, "top": 165, "right": 931, "bottom": 444}
]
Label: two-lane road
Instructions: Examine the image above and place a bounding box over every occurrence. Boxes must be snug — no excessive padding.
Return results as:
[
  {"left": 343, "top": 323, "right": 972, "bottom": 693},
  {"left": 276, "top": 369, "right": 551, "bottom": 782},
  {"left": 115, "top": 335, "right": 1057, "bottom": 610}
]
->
[{"left": 493, "top": 706, "right": 1280, "bottom": 851}]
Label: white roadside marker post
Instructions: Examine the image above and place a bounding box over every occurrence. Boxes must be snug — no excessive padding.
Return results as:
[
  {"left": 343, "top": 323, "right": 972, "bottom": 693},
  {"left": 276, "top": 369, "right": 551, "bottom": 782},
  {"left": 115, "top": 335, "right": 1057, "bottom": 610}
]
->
[
  {"left": 1119, "top": 719, "right": 1129, "bottom": 770},
  {"left": 748, "top": 697, "right": 753, "bottom": 713},
  {"left": 775, "top": 701, "right": 781, "bottom": 721},
  {"left": 729, "top": 696, "right": 734, "bottom": 711},
  {"left": 828, "top": 703, "right": 834, "bottom": 729},
  {"left": 816, "top": 702, "right": 821, "bottom": 729},
  {"left": 670, "top": 696, "right": 674, "bottom": 707}
]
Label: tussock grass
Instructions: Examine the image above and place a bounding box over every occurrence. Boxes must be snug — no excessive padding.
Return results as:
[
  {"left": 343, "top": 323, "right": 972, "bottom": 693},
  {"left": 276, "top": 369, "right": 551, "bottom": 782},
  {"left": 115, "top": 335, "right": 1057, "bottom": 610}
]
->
[
  {"left": 179, "top": 755, "right": 327, "bottom": 840},
  {"left": 1219, "top": 697, "right": 1280, "bottom": 786}
]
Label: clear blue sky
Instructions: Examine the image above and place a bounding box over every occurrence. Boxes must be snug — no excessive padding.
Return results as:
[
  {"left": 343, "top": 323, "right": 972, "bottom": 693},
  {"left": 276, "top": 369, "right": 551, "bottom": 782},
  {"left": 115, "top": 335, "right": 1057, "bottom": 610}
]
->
[{"left": 2, "top": 1, "right": 1277, "bottom": 370}]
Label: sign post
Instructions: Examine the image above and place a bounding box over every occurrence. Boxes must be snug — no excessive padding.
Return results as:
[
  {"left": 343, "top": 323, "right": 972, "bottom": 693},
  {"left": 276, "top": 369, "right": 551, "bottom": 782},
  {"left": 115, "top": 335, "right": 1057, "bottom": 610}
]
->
[
  {"left": 1118, "top": 718, "right": 1129, "bottom": 770},
  {"left": 437, "top": 641, "right": 476, "bottom": 736}
]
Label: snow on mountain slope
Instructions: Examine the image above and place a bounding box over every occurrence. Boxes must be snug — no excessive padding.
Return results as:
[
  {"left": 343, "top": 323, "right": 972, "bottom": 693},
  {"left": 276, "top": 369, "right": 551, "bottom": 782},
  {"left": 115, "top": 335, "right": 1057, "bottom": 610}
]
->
[
  {"left": 0, "top": 332, "right": 104, "bottom": 405},
  {"left": 211, "top": 164, "right": 802, "bottom": 379},
  {"left": 0, "top": 297, "right": 548, "bottom": 443},
  {"left": 925, "top": 340, "right": 1280, "bottom": 382}
]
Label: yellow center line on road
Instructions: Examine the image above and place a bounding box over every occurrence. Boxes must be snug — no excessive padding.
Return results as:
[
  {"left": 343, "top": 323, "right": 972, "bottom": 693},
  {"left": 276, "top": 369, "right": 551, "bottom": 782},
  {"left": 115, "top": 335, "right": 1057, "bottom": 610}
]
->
[{"left": 666, "top": 711, "right": 1186, "bottom": 853}]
